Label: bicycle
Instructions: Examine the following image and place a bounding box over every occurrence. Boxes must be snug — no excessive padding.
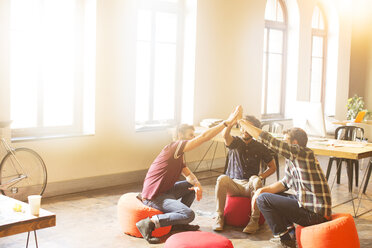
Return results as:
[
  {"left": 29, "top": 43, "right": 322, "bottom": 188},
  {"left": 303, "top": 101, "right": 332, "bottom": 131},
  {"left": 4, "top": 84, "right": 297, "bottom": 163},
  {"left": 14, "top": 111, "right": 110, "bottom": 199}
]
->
[{"left": 0, "top": 121, "right": 47, "bottom": 201}]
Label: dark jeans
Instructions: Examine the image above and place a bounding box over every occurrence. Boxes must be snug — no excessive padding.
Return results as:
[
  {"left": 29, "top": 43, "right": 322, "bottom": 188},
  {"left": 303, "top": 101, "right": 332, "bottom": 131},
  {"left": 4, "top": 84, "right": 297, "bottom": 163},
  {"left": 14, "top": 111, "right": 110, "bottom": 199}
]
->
[
  {"left": 256, "top": 192, "right": 327, "bottom": 237},
  {"left": 143, "top": 181, "right": 195, "bottom": 227}
]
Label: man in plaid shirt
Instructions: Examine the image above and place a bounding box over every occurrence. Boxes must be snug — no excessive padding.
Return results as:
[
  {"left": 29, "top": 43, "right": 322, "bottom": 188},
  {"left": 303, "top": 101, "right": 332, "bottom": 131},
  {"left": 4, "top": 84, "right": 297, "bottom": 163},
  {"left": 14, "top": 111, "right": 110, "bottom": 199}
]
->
[{"left": 239, "top": 119, "right": 331, "bottom": 248}]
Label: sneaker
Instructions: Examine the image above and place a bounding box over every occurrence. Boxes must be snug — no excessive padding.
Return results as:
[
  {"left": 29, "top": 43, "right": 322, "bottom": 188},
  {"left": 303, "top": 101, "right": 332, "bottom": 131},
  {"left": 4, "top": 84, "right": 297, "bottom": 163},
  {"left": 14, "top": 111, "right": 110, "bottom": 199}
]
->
[
  {"left": 212, "top": 215, "right": 224, "bottom": 231},
  {"left": 288, "top": 227, "right": 296, "bottom": 241},
  {"left": 242, "top": 218, "right": 259, "bottom": 234},
  {"left": 136, "top": 217, "right": 161, "bottom": 244},
  {"left": 171, "top": 224, "right": 200, "bottom": 231},
  {"left": 269, "top": 237, "right": 297, "bottom": 248}
]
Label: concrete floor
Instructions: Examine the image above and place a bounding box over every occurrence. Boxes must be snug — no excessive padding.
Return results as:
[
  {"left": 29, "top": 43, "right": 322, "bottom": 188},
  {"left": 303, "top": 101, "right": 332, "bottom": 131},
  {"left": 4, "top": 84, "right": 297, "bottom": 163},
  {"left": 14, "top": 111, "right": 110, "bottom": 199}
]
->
[{"left": 1, "top": 156, "right": 372, "bottom": 248}]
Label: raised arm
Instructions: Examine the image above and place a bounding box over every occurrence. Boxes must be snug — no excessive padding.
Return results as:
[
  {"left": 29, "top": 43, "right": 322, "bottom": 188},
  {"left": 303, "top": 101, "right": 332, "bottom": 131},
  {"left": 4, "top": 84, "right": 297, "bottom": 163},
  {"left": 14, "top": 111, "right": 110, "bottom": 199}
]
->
[
  {"left": 237, "top": 119, "right": 262, "bottom": 139},
  {"left": 222, "top": 121, "right": 235, "bottom": 146},
  {"left": 183, "top": 105, "right": 242, "bottom": 152},
  {"left": 238, "top": 119, "right": 300, "bottom": 160}
]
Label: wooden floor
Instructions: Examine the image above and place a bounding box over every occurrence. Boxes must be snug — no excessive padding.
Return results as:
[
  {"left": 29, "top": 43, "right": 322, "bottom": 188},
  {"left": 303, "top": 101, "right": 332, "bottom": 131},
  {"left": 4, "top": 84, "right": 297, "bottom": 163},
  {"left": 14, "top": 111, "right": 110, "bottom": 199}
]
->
[{"left": 1, "top": 156, "right": 372, "bottom": 248}]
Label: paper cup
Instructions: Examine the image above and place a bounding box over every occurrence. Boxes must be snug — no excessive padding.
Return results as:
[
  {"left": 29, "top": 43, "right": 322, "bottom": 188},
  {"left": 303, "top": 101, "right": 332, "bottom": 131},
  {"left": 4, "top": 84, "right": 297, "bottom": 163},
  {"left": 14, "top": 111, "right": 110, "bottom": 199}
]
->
[{"left": 28, "top": 195, "right": 42, "bottom": 216}]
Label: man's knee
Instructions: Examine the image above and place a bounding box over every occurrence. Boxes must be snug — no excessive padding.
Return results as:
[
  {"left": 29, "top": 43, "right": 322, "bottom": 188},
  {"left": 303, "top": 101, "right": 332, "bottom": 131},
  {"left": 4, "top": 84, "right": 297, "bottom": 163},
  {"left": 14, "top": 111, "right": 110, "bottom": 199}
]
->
[
  {"left": 183, "top": 208, "right": 195, "bottom": 223},
  {"left": 256, "top": 192, "right": 271, "bottom": 210},
  {"left": 186, "top": 189, "right": 196, "bottom": 202},
  {"left": 216, "top": 175, "right": 231, "bottom": 187},
  {"left": 249, "top": 175, "right": 263, "bottom": 190}
]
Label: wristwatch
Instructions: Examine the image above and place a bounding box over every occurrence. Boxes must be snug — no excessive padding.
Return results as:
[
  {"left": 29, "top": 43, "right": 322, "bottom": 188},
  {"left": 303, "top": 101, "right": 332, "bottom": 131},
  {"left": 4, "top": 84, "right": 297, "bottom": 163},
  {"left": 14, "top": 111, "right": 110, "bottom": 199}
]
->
[{"left": 258, "top": 175, "right": 263, "bottom": 181}]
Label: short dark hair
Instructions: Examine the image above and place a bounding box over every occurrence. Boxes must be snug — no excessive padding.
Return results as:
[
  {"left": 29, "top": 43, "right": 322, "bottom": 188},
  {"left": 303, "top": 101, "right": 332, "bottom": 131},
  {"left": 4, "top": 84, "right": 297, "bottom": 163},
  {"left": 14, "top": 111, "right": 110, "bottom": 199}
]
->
[
  {"left": 284, "top": 127, "right": 308, "bottom": 147},
  {"left": 244, "top": 115, "right": 261, "bottom": 128},
  {"left": 174, "top": 124, "right": 195, "bottom": 140}
]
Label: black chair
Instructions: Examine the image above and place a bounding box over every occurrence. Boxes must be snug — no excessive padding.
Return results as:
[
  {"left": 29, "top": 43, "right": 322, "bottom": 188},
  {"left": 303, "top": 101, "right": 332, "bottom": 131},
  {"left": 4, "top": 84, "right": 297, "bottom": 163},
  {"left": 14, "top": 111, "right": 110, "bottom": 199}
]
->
[
  {"left": 260, "top": 159, "right": 280, "bottom": 185},
  {"left": 261, "top": 122, "right": 284, "bottom": 134},
  {"left": 261, "top": 122, "right": 283, "bottom": 181},
  {"left": 362, "top": 159, "right": 372, "bottom": 194},
  {"left": 325, "top": 125, "right": 364, "bottom": 192}
]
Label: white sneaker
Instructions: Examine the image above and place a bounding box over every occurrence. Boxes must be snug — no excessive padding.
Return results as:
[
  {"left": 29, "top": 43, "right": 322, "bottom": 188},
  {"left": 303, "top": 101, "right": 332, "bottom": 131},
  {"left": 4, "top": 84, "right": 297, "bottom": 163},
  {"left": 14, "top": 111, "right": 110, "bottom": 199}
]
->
[
  {"left": 269, "top": 237, "right": 297, "bottom": 248},
  {"left": 213, "top": 215, "right": 224, "bottom": 231}
]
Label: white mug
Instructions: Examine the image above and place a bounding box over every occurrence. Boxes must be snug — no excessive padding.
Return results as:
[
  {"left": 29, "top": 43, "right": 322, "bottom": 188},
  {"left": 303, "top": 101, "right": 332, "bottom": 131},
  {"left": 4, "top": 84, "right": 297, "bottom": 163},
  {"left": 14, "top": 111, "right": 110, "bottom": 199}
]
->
[{"left": 28, "top": 195, "right": 42, "bottom": 216}]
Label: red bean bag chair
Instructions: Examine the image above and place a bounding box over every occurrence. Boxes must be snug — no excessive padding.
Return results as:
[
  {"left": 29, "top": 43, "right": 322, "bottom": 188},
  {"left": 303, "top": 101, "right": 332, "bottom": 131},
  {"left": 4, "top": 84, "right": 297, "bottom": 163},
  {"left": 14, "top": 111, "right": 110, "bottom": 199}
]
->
[
  {"left": 117, "top": 192, "right": 171, "bottom": 238},
  {"left": 164, "top": 231, "right": 233, "bottom": 248},
  {"left": 224, "top": 195, "right": 265, "bottom": 227},
  {"left": 296, "top": 213, "right": 360, "bottom": 248}
]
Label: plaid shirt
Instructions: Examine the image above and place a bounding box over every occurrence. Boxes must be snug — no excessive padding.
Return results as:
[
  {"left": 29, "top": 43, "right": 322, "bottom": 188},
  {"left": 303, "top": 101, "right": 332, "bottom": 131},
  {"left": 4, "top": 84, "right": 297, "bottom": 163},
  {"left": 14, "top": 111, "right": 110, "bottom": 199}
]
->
[{"left": 259, "top": 131, "right": 332, "bottom": 217}]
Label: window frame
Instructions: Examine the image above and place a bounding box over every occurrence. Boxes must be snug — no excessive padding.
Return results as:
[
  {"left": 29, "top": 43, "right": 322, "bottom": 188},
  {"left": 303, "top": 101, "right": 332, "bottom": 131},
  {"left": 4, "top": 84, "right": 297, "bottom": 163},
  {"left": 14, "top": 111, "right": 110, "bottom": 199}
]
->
[
  {"left": 309, "top": 5, "right": 328, "bottom": 106},
  {"left": 9, "top": 0, "right": 93, "bottom": 139},
  {"left": 134, "top": 0, "right": 185, "bottom": 131},
  {"left": 261, "top": 0, "right": 288, "bottom": 119}
]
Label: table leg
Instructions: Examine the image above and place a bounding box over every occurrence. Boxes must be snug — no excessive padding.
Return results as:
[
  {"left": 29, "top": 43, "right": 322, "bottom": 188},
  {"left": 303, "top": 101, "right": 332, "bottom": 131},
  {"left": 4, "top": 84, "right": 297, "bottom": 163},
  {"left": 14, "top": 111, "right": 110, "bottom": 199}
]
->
[
  {"left": 26, "top": 232, "right": 30, "bottom": 248},
  {"left": 208, "top": 141, "right": 219, "bottom": 171},
  {"left": 34, "top": 231, "right": 38, "bottom": 248},
  {"left": 25, "top": 231, "right": 38, "bottom": 248},
  {"left": 354, "top": 162, "right": 372, "bottom": 217},
  {"left": 193, "top": 141, "right": 215, "bottom": 173},
  {"left": 330, "top": 159, "right": 342, "bottom": 191}
]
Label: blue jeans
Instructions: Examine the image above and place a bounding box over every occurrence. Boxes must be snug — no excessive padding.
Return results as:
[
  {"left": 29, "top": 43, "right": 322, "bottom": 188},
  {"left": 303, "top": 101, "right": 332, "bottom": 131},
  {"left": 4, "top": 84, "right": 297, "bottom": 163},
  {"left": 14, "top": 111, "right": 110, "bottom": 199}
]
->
[
  {"left": 256, "top": 192, "right": 327, "bottom": 237},
  {"left": 143, "top": 181, "right": 195, "bottom": 227}
]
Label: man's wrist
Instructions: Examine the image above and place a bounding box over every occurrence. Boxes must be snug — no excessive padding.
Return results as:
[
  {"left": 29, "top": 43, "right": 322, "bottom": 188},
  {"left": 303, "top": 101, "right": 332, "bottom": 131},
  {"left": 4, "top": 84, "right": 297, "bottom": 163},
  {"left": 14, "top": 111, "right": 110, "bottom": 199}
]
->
[
  {"left": 195, "top": 181, "right": 201, "bottom": 187},
  {"left": 258, "top": 175, "right": 263, "bottom": 181}
]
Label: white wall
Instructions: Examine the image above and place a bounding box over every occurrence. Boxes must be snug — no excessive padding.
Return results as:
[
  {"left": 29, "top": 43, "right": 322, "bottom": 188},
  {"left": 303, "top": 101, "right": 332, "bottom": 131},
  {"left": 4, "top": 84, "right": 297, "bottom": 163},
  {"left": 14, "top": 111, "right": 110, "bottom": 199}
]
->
[
  {"left": 349, "top": 0, "right": 372, "bottom": 112},
  {"left": 0, "top": 1, "right": 10, "bottom": 122},
  {"left": 0, "top": 0, "right": 355, "bottom": 195},
  {"left": 193, "top": 0, "right": 265, "bottom": 122}
]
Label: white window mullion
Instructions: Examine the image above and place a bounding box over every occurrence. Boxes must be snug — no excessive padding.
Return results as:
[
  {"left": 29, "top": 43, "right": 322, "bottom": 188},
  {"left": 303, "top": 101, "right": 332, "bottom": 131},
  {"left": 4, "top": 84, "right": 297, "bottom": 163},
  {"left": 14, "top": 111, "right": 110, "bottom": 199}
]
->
[
  {"left": 263, "top": 28, "right": 270, "bottom": 115},
  {"left": 74, "top": 0, "right": 84, "bottom": 131},
  {"left": 174, "top": 1, "right": 184, "bottom": 124},
  {"left": 148, "top": 9, "right": 156, "bottom": 123}
]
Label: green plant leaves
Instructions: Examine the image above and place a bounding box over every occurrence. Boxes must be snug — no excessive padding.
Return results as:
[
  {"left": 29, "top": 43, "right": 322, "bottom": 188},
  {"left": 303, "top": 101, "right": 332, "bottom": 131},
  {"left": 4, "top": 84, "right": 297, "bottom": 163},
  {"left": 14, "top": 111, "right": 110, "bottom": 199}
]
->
[{"left": 346, "top": 94, "right": 370, "bottom": 120}]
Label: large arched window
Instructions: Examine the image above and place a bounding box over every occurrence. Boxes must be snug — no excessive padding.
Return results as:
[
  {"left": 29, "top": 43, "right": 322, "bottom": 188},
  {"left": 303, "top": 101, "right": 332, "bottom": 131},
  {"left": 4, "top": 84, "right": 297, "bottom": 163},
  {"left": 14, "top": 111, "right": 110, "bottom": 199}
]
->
[
  {"left": 310, "top": 5, "right": 327, "bottom": 103},
  {"left": 135, "top": 0, "right": 197, "bottom": 130},
  {"left": 261, "top": 0, "right": 287, "bottom": 118}
]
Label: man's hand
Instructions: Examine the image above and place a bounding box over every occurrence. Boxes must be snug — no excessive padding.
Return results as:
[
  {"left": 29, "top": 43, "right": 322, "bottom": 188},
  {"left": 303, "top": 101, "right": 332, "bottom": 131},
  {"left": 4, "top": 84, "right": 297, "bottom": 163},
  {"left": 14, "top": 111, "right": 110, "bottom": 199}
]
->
[
  {"left": 226, "top": 105, "right": 242, "bottom": 126},
  {"left": 189, "top": 183, "right": 203, "bottom": 201}
]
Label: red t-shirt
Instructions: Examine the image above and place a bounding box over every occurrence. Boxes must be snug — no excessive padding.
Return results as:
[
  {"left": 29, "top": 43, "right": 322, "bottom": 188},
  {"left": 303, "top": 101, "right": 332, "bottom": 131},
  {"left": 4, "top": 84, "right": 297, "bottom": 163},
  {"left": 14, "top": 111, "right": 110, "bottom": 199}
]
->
[{"left": 142, "top": 140, "right": 188, "bottom": 200}]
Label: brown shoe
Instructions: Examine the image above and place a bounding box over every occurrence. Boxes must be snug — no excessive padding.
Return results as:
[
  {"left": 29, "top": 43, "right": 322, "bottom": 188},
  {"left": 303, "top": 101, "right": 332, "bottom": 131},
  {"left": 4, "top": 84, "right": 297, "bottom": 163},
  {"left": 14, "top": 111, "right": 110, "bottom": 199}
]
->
[
  {"left": 171, "top": 224, "right": 200, "bottom": 231},
  {"left": 136, "top": 217, "right": 161, "bottom": 244},
  {"left": 243, "top": 218, "right": 259, "bottom": 234},
  {"left": 213, "top": 215, "right": 224, "bottom": 231}
]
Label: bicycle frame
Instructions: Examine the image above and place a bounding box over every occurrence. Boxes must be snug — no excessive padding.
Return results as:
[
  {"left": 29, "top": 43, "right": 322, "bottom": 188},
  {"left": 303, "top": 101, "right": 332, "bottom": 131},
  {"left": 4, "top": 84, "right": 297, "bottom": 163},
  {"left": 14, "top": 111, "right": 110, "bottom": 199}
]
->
[{"left": 0, "top": 137, "right": 29, "bottom": 190}]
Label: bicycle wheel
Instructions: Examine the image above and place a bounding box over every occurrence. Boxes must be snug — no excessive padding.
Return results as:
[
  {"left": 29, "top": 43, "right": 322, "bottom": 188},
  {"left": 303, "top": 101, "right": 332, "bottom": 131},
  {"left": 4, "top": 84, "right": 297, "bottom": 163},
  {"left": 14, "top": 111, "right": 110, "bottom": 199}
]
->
[{"left": 0, "top": 148, "right": 47, "bottom": 201}]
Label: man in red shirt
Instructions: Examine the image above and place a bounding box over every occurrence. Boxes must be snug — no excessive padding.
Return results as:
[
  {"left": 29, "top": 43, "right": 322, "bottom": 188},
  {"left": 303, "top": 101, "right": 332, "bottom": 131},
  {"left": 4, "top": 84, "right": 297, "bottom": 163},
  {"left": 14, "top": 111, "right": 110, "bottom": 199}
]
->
[{"left": 136, "top": 106, "right": 242, "bottom": 244}]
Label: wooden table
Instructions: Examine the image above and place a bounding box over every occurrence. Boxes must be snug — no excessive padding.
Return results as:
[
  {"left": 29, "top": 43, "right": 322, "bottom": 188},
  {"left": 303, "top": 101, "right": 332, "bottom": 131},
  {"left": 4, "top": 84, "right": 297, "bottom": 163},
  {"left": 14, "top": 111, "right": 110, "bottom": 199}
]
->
[
  {"left": 307, "top": 139, "right": 372, "bottom": 217},
  {"left": 0, "top": 195, "right": 56, "bottom": 246},
  {"left": 308, "top": 139, "right": 372, "bottom": 160}
]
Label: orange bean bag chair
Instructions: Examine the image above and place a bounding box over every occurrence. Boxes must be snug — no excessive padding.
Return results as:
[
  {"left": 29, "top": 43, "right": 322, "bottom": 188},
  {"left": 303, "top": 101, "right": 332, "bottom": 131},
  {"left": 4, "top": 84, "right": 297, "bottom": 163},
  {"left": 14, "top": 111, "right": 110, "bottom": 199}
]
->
[
  {"left": 296, "top": 213, "right": 360, "bottom": 248},
  {"left": 164, "top": 231, "right": 234, "bottom": 248},
  {"left": 117, "top": 192, "right": 171, "bottom": 238},
  {"left": 224, "top": 195, "right": 265, "bottom": 227}
]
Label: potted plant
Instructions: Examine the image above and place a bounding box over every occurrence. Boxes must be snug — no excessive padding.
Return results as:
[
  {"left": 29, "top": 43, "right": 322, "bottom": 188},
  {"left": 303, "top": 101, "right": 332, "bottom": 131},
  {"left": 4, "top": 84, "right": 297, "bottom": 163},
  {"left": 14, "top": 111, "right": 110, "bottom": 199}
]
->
[{"left": 346, "top": 95, "right": 371, "bottom": 120}]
